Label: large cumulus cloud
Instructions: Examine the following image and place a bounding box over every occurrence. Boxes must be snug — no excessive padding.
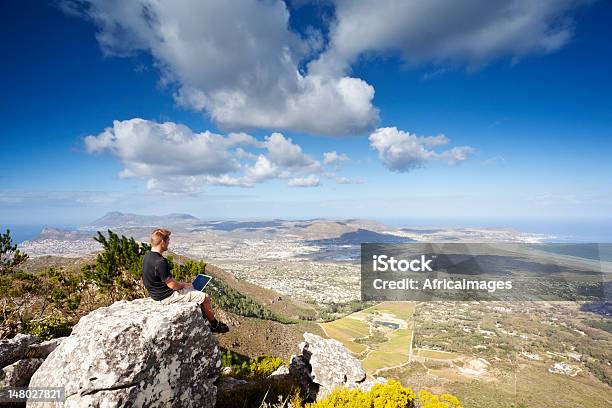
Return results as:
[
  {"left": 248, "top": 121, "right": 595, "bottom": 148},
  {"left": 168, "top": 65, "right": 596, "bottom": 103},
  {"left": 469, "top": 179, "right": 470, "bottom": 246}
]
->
[
  {"left": 84, "top": 118, "right": 331, "bottom": 192},
  {"left": 65, "top": 0, "right": 378, "bottom": 136}
]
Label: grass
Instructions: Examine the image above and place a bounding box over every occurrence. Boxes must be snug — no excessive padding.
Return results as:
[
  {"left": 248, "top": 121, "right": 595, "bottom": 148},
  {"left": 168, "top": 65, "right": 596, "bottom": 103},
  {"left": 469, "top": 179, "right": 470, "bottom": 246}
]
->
[
  {"left": 322, "top": 301, "right": 416, "bottom": 373},
  {"left": 362, "top": 329, "right": 413, "bottom": 372},
  {"left": 320, "top": 317, "right": 370, "bottom": 354},
  {"left": 365, "top": 301, "right": 416, "bottom": 320}
]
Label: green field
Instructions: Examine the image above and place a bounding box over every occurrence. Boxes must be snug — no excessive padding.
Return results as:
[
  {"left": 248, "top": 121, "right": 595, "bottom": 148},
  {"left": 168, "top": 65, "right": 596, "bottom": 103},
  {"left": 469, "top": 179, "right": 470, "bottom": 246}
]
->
[
  {"left": 362, "top": 328, "right": 413, "bottom": 372},
  {"left": 320, "top": 301, "right": 415, "bottom": 373},
  {"left": 363, "top": 302, "right": 416, "bottom": 321},
  {"left": 320, "top": 316, "right": 370, "bottom": 353}
]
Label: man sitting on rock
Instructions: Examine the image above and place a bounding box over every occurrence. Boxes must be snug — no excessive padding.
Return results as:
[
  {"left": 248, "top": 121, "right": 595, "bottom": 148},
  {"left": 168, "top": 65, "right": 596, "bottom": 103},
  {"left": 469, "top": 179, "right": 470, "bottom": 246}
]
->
[{"left": 142, "top": 228, "right": 229, "bottom": 333}]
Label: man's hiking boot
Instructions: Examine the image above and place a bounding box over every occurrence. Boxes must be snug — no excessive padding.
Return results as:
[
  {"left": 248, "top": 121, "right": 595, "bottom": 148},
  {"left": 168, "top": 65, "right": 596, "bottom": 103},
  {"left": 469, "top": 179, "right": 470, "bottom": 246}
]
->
[{"left": 210, "top": 319, "right": 230, "bottom": 333}]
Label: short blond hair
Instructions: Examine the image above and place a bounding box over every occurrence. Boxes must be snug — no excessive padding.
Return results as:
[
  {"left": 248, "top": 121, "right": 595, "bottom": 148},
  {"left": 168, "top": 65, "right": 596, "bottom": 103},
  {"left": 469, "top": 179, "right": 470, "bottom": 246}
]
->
[{"left": 150, "top": 228, "right": 171, "bottom": 246}]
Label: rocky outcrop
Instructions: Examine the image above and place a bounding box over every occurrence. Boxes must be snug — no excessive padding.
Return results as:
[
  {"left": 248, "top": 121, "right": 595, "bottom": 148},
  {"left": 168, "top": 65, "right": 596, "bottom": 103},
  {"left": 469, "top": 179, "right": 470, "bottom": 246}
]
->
[
  {"left": 27, "top": 298, "right": 221, "bottom": 408},
  {"left": 0, "top": 333, "right": 39, "bottom": 368},
  {"left": 268, "top": 364, "right": 290, "bottom": 379},
  {"left": 1, "top": 358, "right": 45, "bottom": 387},
  {"left": 289, "top": 332, "right": 386, "bottom": 400},
  {"left": 25, "top": 337, "right": 66, "bottom": 359},
  {"left": 0, "top": 333, "right": 65, "bottom": 388}
]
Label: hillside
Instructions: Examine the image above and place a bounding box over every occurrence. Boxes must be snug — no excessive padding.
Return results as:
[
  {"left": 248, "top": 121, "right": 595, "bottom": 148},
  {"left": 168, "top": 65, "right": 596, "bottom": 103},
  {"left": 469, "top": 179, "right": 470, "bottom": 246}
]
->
[
  {"left": 17, "top": 251, "right": 323, "bottom": 362},
  {"left": 86, "top": 211, "right": 201, "bottom": 229}
]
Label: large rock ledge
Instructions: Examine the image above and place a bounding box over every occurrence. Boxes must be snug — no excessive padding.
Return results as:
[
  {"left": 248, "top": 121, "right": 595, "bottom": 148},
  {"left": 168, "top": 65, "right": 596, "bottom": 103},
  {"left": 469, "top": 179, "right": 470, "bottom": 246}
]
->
[
  {"left": 27, "top": 299, "right": 221, "bottom": 408},
  {"left": 290, "top": 332, "right": 386, "bottom": 401},
  {"left": 1, "top": 334, "right": 64, "bottom": 387}
]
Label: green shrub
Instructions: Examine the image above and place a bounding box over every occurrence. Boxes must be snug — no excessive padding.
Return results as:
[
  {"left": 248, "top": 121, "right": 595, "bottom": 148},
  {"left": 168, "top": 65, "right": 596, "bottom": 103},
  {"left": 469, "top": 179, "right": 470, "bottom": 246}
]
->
[
  {"left": 221, "top": 349, "right": 252, "bottom": 379},
  {"left": 43, "top": 267, "right": 83, "bottom": 311},
  {"left": 250, "top": 356, "right": 283, "bottom": 377},
  {"left": 26, "top": 315, "right": 72, "bottom": 341},
  {"left": 82, "top": 230, "right": 150, "bottom": 300},
  {"left": 220, "top": 350, "right": 283, "bottom": 380},
  {"left": 216, "top": 376, "right": 303, "bottom": 408},
  {"left": 0, "top": 229, "right": 28, "bottom": 275}
]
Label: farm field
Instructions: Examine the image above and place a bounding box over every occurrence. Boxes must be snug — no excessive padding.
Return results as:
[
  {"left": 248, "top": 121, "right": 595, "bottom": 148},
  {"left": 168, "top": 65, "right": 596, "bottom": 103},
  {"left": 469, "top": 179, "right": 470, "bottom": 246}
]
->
[{"left": 320, "top": 301, "right": 416, "bottom": 373}]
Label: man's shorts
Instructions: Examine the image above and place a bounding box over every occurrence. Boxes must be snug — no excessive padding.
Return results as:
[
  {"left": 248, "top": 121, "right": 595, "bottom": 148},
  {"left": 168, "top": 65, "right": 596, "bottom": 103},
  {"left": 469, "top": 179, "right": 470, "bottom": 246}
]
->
[{"left": 161, "top": 288, "right": 208, "bottom": 305}]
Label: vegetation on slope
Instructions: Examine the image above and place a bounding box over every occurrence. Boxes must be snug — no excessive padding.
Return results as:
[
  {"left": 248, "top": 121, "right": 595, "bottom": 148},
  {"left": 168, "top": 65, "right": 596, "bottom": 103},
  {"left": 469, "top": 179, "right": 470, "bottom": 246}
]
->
[{"left": 0, "top": 229, "right": 287, "bottom": 339}]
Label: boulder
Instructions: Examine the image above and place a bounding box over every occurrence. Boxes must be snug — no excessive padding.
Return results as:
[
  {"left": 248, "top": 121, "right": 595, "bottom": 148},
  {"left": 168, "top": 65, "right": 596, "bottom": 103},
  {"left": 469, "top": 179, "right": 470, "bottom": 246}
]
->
[
  {"left": 218, "top": 376, "right": 248, "bottom": 392},
  {"left": 268, "top": 364, "right": 289, "bottom": 379},
  {"left": 0, "top": 333, "right": 39, "bottom": 368},
  {"left": 0, "top": 358, "right": 44, "bottom": 387},
  {"left": 28, "top": 298, "right": 221, "bottom": 407},
  {"left": 26, "top": 337, "right": 66, "bottom": 359},
  {"left": 289, "top": 332, "right": 385, "bottom": 400}
]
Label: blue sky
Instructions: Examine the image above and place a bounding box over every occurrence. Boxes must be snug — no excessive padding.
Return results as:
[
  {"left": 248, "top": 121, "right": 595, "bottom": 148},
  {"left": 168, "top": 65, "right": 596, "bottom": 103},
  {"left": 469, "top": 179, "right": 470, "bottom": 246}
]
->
[{"left": 1, "top": 0, "right": 611, "bottom": 228}]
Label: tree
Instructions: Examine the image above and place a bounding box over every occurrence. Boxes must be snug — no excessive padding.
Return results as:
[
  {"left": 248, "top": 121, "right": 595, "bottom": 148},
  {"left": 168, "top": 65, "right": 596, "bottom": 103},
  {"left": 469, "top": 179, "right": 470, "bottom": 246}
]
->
[
  {"left": 0, "top": 229, "right": 28, "bottom": 275},
  {"left": 82, "top": 230, "right": 150, "bottom": 300}
]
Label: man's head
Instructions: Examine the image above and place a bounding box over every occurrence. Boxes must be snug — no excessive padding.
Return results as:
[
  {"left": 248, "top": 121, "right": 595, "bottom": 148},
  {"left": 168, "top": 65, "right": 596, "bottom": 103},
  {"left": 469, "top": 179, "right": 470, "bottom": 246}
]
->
[{"left": 150, "top": 228, "right": 171, "bottom": 253}]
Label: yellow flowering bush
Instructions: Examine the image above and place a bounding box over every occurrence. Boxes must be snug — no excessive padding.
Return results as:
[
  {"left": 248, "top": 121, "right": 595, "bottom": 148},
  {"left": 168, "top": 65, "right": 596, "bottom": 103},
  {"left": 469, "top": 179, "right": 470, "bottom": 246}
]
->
[{"left": 418, "top": 390, "right": 462, "bottom": 408}]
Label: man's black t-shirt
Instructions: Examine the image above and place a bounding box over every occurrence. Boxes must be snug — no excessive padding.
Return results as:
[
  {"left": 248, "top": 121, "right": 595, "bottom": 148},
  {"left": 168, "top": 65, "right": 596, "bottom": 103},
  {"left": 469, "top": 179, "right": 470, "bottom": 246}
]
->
[{"left": 142, "top": 251, "right": 174, "bottom": 301}]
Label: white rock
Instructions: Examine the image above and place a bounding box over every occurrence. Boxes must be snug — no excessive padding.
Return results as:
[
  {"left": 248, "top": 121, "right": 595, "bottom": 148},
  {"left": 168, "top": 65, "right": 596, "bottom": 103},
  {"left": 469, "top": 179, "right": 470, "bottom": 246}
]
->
[
  {"left": 0, "top": 333, "right": 39, "bottom": 368},
  {"left": 27, "top": 298, "right": 220, "bottom": 407},
  {"left": 0, "top": 358, "right": 45, "bottom": 387}
]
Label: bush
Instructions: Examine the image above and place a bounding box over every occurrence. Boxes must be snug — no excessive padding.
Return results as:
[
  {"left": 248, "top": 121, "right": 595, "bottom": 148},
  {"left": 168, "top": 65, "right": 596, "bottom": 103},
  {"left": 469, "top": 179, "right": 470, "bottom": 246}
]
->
[
  {"left": 217, "top": 350, "right": 301, "bottom": 408},
  {"left": 418, "top": 390, "right": 462, "bottom": 408},
  {"left": 26, "top": 315, "right": 72, "bottom": 341},
  {"left": 82, "top": 230, "right": 150, "bottom": 300},
  {"left": 307, "top": 380, "right": 416, "bottom": 408},
  {"left": 305, "top": 382, "right": 462, "bottom": 408},
  {"left": 221, "top": 349, "right": 252, "bottom": 379},
  {"left": 250, "top": 356, "right": 284, "bottom": 377},
  {"left": 216, "top": 376, "right": 303, "bottom": 408},
  {"left": 220, "top": 350, "right": 283, "bottom": 380},
  {"left": 43, "top": 267, "right": 83, "bottom": 311},
  {"left": 0, "top": 229, "right": 28, "bottom": 275}
]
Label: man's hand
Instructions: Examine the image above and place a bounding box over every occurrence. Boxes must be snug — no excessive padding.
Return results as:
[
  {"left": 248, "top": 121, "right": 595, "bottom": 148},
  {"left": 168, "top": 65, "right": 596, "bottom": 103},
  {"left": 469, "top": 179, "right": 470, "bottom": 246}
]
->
[{"left": 166, "top": 277, "right": 192, "bottom": 290}]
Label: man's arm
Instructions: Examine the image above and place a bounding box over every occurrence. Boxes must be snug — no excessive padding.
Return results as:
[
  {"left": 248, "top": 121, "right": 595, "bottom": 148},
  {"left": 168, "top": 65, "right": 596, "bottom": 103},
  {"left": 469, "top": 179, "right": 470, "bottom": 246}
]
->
[
  {"left": 157, "top": 258, "right": 192, "bottom": 290},
  {"left": 165, "top": 277, "right": 192, "bottom": 290}
]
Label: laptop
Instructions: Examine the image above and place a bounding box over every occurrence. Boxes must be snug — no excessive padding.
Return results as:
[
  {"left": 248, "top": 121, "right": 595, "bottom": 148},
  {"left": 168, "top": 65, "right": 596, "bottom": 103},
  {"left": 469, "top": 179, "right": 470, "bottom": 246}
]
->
[{"left": 192, "top": 274, "right": 212, "bottom": 291}]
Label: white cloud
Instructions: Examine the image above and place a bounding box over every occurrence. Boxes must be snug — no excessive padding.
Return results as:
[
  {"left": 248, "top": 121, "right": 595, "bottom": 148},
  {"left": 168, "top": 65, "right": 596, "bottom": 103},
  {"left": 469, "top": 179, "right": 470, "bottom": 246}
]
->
[
  {"left": 335, "top": 177, "right": 352, "bottom": 184},
  {"left": 264, "top": 133, "right": 321, "bottom": 171},
  {"left": 84, "top": 118, "right": 256, "bottom": 178},
  {"left": 244, "top": 155, "right": 281, "bottom": 184},
  {"left": 65, "top": 0, "right": 588, "bottom": 137},
  {"left": 85, "top": 118, "right": 326, "bottom": 192},
  {"left": 311, "top": 0, "right": 589, "bottom": 75},
  {"left": 68, "top": 0, "right": 378, "bottom": 136},
  {"left": 368, "top": 127, "right": 474, "bottom": 172},
  {"left": 205, "top": 175, "right": 253, "bottom": 188},
  {"left": 288, "top": 175, "right": 320, "bottom": 187},
  {"left": 323, "top": 151, "right": 350, "bottom": 165},
  {"left": 439, "top": 146, "right": 476, "bottom": 165}
]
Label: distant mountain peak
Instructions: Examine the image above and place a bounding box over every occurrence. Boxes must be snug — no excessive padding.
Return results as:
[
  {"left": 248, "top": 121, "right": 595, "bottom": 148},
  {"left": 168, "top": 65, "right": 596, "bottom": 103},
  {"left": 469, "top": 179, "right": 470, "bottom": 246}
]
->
[{"left": 87, "top": 212, "right": 201, "bottom": 228}]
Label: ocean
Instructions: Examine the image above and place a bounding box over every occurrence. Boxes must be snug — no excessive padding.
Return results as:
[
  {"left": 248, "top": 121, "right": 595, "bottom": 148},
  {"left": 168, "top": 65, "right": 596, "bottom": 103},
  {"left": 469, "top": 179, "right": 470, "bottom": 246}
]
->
[
  {"left": 373, "top": 217, "right": 612, "bottom": 243},
  {"left": 3, "top": 218, "right": 611, "bottom": 245},
  {"left": 0, "top": 224, "right": 77, "bottom": 244}
]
